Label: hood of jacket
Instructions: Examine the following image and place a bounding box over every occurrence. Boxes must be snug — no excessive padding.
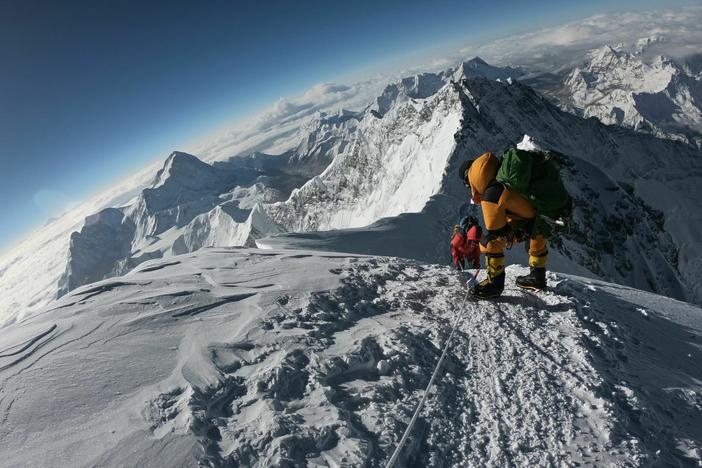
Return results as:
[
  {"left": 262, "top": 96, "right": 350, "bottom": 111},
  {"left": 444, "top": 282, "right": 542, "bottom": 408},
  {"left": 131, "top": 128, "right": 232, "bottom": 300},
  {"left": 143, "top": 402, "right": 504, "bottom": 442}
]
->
[{"left": 468, "top": 152, "right": 499, "bottom": 202}]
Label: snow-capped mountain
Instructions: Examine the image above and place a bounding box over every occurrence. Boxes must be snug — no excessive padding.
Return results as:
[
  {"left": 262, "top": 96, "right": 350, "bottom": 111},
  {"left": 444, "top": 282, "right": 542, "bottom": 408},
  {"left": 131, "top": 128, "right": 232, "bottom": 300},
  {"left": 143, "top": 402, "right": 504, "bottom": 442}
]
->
[
  {"left": 371, "top": 57, "right": 522, "bottom": 118},
  {"left": 562, "top": 45, "right": 702, "bottom": 146},
  {"left": 54, "top": 108, "right": 369, "bottom": 302},
  {"left": 1, "top": 249, "right": 700, "bottom": 466},
  {"left": 3, "top": 57, "right": 702, "bottom": 329},
  {"left": 261, "top": 72, "right": 702, "bottom": 304},
  {"left": 0, "top": 76, "right": 381, "bottom": 328},
  {"left": 57, "top": 151, "right": 301, "bottom": 298},
  {"left": 452, "top": 56, "right": 524, "bottom": 82},
  {"left": 267, "top": 83, "right": 461, "bottom": 232},
  {"left": 0, "top": 103, "right": 363, "bottom": 327}
]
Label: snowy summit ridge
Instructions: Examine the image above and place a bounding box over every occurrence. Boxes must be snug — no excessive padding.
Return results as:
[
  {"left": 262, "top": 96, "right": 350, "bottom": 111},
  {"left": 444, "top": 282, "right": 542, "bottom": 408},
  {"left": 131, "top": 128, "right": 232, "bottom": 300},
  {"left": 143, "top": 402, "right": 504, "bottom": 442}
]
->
[{"left": 1, "top": 249, "right": 700, "bottom": 466}]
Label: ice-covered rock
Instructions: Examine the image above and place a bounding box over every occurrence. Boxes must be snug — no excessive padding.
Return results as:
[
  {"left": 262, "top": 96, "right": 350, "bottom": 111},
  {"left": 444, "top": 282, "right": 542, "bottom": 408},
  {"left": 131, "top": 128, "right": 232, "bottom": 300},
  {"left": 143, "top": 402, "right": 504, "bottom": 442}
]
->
[{"left": 452, "top": 56, "right": 524, "bottom": 82}]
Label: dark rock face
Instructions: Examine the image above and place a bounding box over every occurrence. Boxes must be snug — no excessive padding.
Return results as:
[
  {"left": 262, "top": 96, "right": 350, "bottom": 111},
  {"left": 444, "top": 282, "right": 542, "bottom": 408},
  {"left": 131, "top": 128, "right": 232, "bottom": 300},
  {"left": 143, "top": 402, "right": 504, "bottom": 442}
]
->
[{"left": 58, "top": 208, "right": 136, "bottom": 297}]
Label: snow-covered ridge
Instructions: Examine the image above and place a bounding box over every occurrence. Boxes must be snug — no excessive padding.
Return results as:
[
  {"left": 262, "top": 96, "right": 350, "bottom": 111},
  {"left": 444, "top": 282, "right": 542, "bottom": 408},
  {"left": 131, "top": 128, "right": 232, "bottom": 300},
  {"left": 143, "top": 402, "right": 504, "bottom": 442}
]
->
[
  {"left": 265, "top": 84, "right": 463, "bottom": 232},
  {"left": 264, "top": 74, "right": 702, "bottom": 304},
  {"left": 1, "top": 249, "right": 700, "bottom": 466},
  {"left": 3, "top": 56, "right": 702, "bottom": 328},
  {"left": 56, "top": 151, "right": 297, "bottom": 299}
]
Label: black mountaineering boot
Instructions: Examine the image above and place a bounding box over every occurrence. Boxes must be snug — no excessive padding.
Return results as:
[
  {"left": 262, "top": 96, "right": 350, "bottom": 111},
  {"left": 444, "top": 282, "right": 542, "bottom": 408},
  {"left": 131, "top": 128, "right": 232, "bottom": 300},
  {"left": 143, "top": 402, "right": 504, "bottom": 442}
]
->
[
  {"left": 471, "top": 253, "right": 506, "bottom": 299},
  {"left": 470, "top": 271, "right": 505, "bottom": 299},
  {"left": 516, "top": 267, "right": 547, "bottom": 291}
]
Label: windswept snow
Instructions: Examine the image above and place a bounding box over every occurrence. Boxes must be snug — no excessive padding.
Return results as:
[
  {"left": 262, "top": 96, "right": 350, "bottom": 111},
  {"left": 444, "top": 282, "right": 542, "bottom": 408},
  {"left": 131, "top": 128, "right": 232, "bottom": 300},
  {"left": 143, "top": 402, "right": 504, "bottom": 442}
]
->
[
  {"left": 0, "top": 79, "right": 382, "bottom": 328},
  {"left": 0, "top": 249, "right": 700, "bottom": 466}
]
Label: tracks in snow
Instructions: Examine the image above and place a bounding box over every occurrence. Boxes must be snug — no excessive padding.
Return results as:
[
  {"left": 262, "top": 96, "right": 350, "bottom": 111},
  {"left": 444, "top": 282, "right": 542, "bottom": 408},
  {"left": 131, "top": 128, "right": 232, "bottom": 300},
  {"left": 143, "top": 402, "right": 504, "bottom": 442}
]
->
[{"left": 2, "top": 249, "right": 699, "bottom": 467}]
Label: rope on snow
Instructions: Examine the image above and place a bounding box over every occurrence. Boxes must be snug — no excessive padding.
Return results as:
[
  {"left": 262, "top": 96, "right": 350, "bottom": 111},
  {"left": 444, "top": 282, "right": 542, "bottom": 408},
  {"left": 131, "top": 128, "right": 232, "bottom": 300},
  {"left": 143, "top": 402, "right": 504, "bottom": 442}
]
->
[{"left": 385, "top": 266, "right": 480, "bottom": 468}]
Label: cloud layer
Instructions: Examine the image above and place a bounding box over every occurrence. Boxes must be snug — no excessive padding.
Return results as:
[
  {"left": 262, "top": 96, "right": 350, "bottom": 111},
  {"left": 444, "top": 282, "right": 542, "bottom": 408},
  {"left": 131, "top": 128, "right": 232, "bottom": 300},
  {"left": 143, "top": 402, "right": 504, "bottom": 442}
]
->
[
  {"left": 189, "top": 6, "right": 702, "bottom": 166},
  {"left": 189, "top": 79, "right": 388, "bottom": 162},
  {"left": 464, "top": 6, "right": 702, "bottom": 71}
]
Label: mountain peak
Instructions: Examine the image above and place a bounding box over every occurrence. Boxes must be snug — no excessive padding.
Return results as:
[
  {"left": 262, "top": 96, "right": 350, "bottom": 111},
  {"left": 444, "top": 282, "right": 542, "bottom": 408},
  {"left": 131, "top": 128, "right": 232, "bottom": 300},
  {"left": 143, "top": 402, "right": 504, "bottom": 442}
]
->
[
  {"left": 152, "top": 151, "right": 218, "bottom": 189},
  {"left": 454, "top": 57, "right": 523, "bottom": 81},
  {"left": 589, "top": 44, "right": 623, "bottom": 63},
  {"left": 463, "top": 56, "right": 489, "bottom": 66},
  {"left": 164, "top": 151, "right": 210, "bottom": 170}
]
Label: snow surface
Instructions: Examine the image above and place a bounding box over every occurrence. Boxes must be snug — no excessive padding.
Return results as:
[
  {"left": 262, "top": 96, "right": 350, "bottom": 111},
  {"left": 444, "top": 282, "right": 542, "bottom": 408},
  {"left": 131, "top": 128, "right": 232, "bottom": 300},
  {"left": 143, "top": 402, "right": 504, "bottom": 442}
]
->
[{"left": 1, "top": 248, "right": 700, "bottom": 466}]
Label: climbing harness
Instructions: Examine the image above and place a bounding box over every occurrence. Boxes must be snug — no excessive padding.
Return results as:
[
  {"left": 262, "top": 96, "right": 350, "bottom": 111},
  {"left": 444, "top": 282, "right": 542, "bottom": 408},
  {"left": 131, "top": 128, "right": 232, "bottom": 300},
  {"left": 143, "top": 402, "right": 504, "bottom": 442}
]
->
[{"left": 385, "top": 266, "right": 480, "bottom": 468}]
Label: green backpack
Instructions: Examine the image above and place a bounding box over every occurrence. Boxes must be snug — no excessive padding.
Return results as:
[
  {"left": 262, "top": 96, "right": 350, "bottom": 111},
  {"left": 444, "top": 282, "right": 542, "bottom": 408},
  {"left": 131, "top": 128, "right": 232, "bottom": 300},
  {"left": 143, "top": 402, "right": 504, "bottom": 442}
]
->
[{"left": 496, "top": 147, "right": 573, "bottom": 238}]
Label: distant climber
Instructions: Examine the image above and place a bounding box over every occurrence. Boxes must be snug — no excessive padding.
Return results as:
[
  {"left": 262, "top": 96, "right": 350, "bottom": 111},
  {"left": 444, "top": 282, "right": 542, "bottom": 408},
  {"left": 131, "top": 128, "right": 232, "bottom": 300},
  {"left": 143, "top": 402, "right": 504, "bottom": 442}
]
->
[
  {"left": 458, "top": 148, "right": 572, "bottom": 299},
  {"left": 450, "top": 216, "right": 482, "bottom": 270}
]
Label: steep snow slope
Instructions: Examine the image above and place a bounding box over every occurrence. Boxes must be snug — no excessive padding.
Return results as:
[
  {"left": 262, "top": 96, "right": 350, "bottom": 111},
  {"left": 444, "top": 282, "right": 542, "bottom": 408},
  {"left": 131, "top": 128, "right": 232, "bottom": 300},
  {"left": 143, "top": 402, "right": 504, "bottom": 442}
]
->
[
  {"left": 262, "top": 74, "right": 701, "bottom": 304},
  {"left": 266, "top": 85, "right": 462, "bottom": 231},
  {"left": 1, "top": 249, "right": 700, "bottom": 467}
]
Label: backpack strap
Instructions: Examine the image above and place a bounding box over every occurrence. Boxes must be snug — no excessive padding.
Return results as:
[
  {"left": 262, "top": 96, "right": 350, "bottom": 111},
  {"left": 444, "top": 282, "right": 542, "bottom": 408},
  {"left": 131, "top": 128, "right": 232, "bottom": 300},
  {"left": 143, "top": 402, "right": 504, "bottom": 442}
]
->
[
  {"left": 479, "top": 224, "right": 511, "bottom": 248},
  {"left": 482, "top": 181, "right": 504, "bottom": 204}
]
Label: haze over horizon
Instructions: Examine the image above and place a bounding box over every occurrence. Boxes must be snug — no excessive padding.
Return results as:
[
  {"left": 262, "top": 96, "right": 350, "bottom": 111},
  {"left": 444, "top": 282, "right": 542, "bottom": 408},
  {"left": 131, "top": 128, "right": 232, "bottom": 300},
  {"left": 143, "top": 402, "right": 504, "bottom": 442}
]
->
[{"left": 0, "top": 0, "right": 697, "bottom": 251}]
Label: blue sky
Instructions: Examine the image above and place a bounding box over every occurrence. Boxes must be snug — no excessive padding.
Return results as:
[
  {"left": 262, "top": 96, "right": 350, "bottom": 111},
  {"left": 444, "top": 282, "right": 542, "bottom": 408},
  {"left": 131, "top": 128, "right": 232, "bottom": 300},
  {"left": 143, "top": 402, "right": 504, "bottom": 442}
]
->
[{"left": 0, "top": 0, "right": 692, "bottom": 250}]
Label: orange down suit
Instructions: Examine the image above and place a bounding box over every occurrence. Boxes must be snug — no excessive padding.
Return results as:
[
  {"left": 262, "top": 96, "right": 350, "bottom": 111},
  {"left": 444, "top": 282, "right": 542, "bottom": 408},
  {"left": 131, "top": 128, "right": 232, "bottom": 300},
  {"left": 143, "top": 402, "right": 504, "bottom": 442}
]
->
[{"left": 467, "top": 152, "right": 548, "bottom": 278}]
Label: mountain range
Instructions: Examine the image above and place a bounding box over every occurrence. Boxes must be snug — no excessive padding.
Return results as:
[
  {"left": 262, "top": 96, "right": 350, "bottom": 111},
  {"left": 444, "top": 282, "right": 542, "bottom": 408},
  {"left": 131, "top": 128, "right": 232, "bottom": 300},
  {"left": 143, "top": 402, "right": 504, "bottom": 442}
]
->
[
  {"left": 526, "top": 43, "right": 702, "bottom": 148},
  {"left": 1, "top": 35, "right": 702, "bottom": 466},
  {"left": 2, "top": 56, "right": 702, "bottom": 328}
]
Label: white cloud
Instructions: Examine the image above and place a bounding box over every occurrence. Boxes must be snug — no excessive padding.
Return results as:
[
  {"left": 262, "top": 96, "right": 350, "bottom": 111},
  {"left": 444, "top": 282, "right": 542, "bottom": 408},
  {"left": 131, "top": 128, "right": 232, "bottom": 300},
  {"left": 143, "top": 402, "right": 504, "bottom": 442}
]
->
[
  {"left": 188, "top": 78, "right": 388, "bottom": 162},
  {"left": 185, "top": 6, "right": 702, "bottom": 164},
  {"left": 442, "top": 6, "right": 702, "bottom": 71}
]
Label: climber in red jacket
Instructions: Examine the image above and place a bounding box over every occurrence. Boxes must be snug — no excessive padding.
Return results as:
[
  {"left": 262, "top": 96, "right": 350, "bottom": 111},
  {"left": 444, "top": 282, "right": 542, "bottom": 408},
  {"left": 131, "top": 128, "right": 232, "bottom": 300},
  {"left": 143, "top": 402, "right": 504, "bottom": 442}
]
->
[{"left": 451, "top": 216, "right": 482, "bottom": 270}]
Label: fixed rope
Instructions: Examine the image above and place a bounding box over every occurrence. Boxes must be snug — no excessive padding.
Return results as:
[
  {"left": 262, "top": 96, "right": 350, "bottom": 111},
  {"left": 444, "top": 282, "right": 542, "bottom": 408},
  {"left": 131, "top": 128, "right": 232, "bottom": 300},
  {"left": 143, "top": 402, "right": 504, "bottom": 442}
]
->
[{"left": 385, "top": 266, "right": 480, "bottom": 468}]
